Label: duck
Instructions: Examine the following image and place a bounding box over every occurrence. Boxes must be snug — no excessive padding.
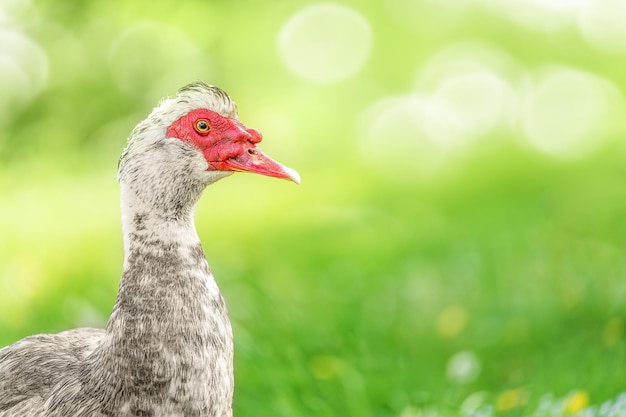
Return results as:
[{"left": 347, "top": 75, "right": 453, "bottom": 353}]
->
[{"left": 0, "top": 81, "right": 299, "bottom": 417}]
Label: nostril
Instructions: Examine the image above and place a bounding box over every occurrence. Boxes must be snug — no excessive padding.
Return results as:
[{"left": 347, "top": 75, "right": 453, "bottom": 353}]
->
[{"left": 247, "top": 148, "right": 258, "bottom": 156}]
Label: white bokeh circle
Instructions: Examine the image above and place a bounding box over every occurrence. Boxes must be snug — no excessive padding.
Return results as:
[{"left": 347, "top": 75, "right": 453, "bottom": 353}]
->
[
  {"left": 579, "top": 0, "right": 626, "bottom": 54},
  {"left": 434, "top": 70, "right": 516, "bottom": 139},
  {"left": 521, "top": 68, "right": 624, "bottom": 158},
  {"left": 278, "top": 3, "right": 372, "bottom": 84},
  {"left": 415, "top": 42, "right": 523, "bottom": 95},
  {"left": 385, "top": 0, "right": 470, "bottom": 33},
  {"left": 479, "top": 0, "right": 584, "bottom": 32},
  {"left": 358, "top": 95, "right": 465, "bottom": 179},
  {"left": 109, "top": 22, "right": 210, "bottom": 100},
  {"left": 0, "top": 29, "right": 48, "bottom": 118},
  {"left": 415, "top": 42, "right": 521, "bottom": 144}
]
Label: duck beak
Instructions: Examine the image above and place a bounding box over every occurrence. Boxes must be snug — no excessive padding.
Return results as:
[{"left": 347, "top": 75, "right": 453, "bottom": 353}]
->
[
  {"left": 204, "top": 122, "right": 300, "bottom": 184},
  {"left": 211, "top": 144, "right": 301, "bottom": 184}
]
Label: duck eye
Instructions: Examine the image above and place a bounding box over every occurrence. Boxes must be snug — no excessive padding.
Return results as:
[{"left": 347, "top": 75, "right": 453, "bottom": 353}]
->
[{"left": 194, "top": 119, "right": 211, "bottom": 134}]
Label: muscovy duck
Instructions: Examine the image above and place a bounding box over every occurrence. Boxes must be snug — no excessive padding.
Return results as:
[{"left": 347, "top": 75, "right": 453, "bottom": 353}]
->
[{"left": 0, "top": 81, "right": 299, "bottom": 417}]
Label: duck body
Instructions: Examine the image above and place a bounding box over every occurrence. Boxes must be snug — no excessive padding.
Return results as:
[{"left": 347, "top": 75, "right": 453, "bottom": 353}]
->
[{"left": 1, "top": 215, "right": 232, "bottom": 417}]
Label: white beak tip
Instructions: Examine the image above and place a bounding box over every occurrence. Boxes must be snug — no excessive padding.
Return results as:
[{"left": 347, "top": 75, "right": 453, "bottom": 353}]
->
[{"left": 285, "top": 166, "right": 301, "bottom": 185}]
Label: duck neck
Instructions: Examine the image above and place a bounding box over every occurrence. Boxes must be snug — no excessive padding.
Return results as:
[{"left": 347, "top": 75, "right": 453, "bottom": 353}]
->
[
  {"left": 90, "top": 182, "right": 234, "bottom": 416},
  {"left": 106, "top": 185, "right": 231, "bottom": 350}
]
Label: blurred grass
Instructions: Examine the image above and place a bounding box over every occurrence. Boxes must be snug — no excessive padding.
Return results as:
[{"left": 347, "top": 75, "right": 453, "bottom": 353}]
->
[
  {"left": 2, "top": 0, "right": 626, "bottom": 416},
  {"left": 2, "top": 151, "right": 626, "bottom": 416}
]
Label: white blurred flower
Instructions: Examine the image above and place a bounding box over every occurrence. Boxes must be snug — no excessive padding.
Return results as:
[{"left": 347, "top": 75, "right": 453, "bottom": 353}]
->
[{"left": 446, "top": 350, "right": 481, "bottom": 384}]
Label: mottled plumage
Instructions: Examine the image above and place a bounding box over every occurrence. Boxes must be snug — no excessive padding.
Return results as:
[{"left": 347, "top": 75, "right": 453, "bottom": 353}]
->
[{"left": 0, "top": 82, "right": 298, "bottom": 417}]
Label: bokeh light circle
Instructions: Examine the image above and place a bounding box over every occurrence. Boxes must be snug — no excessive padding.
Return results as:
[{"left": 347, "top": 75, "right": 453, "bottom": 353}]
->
[
  {"left": 414, "top": 43, "right": 521, "bottom": 145},
  {"left": 434, "top": 70, "right": 516, "bottom": 139},
  {"left": 532, "top": 0, "right": 585, "bottom": 11},
  {"left": 479, "top": 0, "right": 583, "bottom": 31},
  {"left": 521, "top": 68, "right": 624, "bottom": 158},
  {"left": 358, "top": 95, "right": 464, "bottom": 180},
  {"left": 0, "top": 29, "right": 48, "bottom": 117},
  {"left": 415, "top": 42, "right": 523, "bottom": 95},
  {"left": 109, "top": 22, "right": 210, "bottom": 101},
  {"left": 579, "top": 0, "right": 626, "bottom": 54},
  {"left": 278, "top": 3, "right": 372, "bottom": 84},
  {"left": 385, "top": 0, "right": 470, "bottom": 33}
]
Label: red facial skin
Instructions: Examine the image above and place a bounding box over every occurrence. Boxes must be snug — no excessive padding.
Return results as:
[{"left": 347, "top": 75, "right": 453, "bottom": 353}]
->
[{"left": 166, "top": 109, "right": 299, "bottom": 183}]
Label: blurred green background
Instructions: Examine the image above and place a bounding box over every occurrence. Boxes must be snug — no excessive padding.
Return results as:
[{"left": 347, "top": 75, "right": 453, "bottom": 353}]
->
[{"left": 1, "top": 0, "right": 626, "bottom": 416}]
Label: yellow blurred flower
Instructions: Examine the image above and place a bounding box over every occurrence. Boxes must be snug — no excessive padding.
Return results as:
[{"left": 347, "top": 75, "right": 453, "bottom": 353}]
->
[
  {"left": 495, "top": 388, "right": 528, "bottom": 412},
  {"left": 436, "top": 305, "right": 467, "bottom": 338},
  {"left": 563, "top": 391, "right": 589, "bottom": 415}
]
